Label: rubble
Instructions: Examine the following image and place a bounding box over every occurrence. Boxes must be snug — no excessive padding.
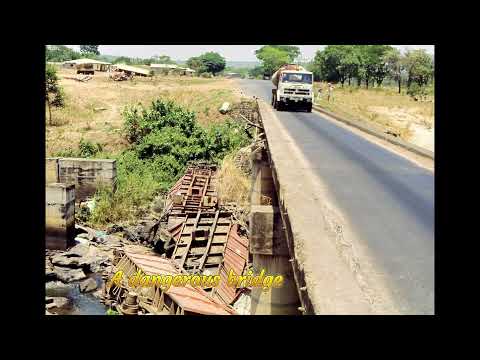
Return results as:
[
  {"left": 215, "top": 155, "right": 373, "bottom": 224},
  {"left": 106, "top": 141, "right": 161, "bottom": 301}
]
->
[
  {"left": 79, "top": 278, "right": 98, "bottom": 293},
  {"left": 103, "top": 248, "right": 236, "bottom": 315},
  {"left": 46, "top": 297, "right": 73, "bottom": 313},
  {"left": 52, "top": 267, "right": 87, "bottom": 282},
  {"left": 109, "top": 71, "right": 132, "bottom": 81},
  {"left": 219, "top": 102, "right": 231, "bottom": 114},
  {"left": 232, "top": 291, "right": 251, "bottom": 315},
  {"left": 46, "top": 160, "right": 253, "bottom": 315},
  {"left": 64, "top": 75, "right": 93, "bottom": 82}
]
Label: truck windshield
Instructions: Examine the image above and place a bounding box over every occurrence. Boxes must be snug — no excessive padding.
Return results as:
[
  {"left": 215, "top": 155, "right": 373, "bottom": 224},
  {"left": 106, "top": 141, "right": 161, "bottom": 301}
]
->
[{"left": 281, "top": 73, "right": 312, "bottom": 84}]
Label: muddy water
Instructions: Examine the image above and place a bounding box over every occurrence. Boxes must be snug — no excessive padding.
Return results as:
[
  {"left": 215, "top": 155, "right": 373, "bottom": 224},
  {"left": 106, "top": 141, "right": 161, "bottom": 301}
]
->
[{"left": 46, "top": 274, "right": 107, "bottom": 315}]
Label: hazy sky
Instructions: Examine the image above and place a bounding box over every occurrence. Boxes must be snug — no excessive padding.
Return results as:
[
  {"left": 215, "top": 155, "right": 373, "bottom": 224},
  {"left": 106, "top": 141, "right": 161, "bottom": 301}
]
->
[{"left": 66, "top": 45, "right": 434, "bottom": 62}]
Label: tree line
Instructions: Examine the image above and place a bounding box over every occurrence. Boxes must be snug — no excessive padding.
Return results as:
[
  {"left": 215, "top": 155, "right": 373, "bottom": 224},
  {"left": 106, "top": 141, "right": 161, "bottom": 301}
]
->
[
  {"left": 46, "top": 45, "right": 434, "bottom": 96},
  {"left": 46, "top": 45, "right": 177, "bottom": 66},
  {"left": 310, "top": 45, "right": 434, "bottom": 94},
  {"left": 249, "top": 45, "right": 434, "bottom": 96},
  {"left": 46, "top": 45, "right": 228, "bottom": 76}
]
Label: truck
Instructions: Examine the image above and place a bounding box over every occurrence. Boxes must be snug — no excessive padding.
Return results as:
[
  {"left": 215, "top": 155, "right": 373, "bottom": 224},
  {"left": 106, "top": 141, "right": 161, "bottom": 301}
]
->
[{"left": 270, "top": 64, "right": 314, "bottom": 112}]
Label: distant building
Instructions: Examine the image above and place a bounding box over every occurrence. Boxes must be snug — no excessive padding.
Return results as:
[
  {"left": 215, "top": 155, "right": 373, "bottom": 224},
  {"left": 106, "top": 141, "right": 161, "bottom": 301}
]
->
[
  {"left": 112, "top": 64, "right": 152, "bottom": 77},
  {"left": 150, "top": 63, "right": 178, "bottom": 75},
  {"left": 150, "top": 63, "right": 195, "bottom": 76},
  {"left": 62, "top": 58, "right": 112, "bottom": 72}
]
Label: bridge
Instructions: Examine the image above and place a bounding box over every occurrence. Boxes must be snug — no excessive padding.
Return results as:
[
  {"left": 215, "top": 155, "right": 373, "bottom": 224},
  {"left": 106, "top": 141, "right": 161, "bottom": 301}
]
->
[{"left": 241, "top": 80, "right": 434, "bottom": 315}]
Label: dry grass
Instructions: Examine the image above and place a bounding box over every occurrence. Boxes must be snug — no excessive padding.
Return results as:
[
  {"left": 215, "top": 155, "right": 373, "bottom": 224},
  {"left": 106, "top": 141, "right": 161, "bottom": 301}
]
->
[
  {"left": 46, "top": 69, "right": 241, "bottom": 156},
  {"left": 217, "top": 155, "right": 251, "bottom": 209},
  {"left": 313, "top": 82, "right": 434, "bottom": 143}
]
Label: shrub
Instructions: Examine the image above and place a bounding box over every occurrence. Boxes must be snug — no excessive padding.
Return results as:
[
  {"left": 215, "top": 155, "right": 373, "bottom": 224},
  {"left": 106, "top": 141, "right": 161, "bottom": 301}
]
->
[
  {"left": 123, "top": 99, "right": 197, "bottom": 144},
  {"left": 78, "top": 139, "right": 103, "bottom": 157},
  {"left": 87, "top": 98, "right": 249, "bottom": 227},
  {"left": 407, "top": 83, "right": 428, "bottom": 101},
  {"left": 46, "top": 64, "right": 65, "bottom": 124}
]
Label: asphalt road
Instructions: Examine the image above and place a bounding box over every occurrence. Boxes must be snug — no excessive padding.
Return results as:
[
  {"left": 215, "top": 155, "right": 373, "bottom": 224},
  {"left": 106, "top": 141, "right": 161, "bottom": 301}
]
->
[{"left": 237, "top": 79, "right": 434, "bottom": 314}]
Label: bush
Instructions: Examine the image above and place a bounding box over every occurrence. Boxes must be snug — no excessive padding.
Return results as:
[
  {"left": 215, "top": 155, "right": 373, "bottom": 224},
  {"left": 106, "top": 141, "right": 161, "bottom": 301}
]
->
[
  {"left": 407, "top": 83, "right": 428, "bottom": 101},
  {"left": 46, "top": 64, "right": 65, "bottom": 109},
  {"left": 123, "top": 99, "right": 197, "bottom": 144},
  {"left": 78, "top": 139, "right": 103, "bottom": 157},
  {"left": 87, "top": 98, "right": 249, "bottom": 227},
  {"left": 53, "top": 139, "right": 103, "bottom": 158}
]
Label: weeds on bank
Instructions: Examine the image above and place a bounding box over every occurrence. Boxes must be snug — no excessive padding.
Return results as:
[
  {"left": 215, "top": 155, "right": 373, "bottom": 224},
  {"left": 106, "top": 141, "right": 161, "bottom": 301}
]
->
[{"left": 80, "top": 98, "right": 250, "bottom": 227}]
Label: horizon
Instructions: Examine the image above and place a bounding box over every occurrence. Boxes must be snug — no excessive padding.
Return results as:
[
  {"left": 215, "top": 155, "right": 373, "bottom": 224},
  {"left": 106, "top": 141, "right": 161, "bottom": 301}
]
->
[{"left": 64, "top": 45, "right": 434, "bottom": 62}]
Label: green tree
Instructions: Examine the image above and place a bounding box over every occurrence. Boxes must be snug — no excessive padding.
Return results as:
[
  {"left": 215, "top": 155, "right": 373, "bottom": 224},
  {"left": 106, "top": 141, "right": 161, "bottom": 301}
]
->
[
  {"left": 248, "top": 65, "right": 265, "bottom": 79},
  {"left": 198, "top": 52, "right": 226, "bottom": 75},
  {"left": 149, "top": 55, "right": 176, "bottom": 65},
  {"left": 255, "top": 45, "right": 300, "bottom": 63},
  {"left": 46, "top": 45, "right": 81, "bottom": 62},
  {"left": 404, "top": 49, "right": 434, "bottom": 88},
  {"left": 80, "top": 45, "right": 100, "bottom": 55},
  {"left": 114, "top": 56, "right": 132, "bottom": 65},
  {"left": 45, "top": 64, "right": 65, "bottom": 125},
  {"left": 312, "top": 45, "right": 360, "bottom": 85},
  {"left": 186, "top": 52, "right": 226, "bottom": 75},
  {"left": 383, "top": 47, "right": 405, "bottom": 93},
  {"left": 356, "top": 45, "right": 392, "bottom": 88},
  {"left": 255, "top": 46, "right": 291, "bottom": 76},
  {"left": 186, "top": 56, "right": 206, "bottom": 73}
]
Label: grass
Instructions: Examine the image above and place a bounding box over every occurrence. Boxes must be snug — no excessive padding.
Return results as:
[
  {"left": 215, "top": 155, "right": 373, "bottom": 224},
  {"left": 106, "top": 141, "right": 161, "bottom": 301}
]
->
[
  {"left": 313, "top": 82, "right": 434, "bottom": 142},
  {"left": 217, "top": 155, "right": 251, "bottom": 209},
  {"left": 46, "top": 69, "right": 241, "bottom": 156},
  {"left": 72, "top": 97, "right": 252, "bottom": 228},
  {"left": 46, "top": 69, "right": 256, "bottom": 229}
]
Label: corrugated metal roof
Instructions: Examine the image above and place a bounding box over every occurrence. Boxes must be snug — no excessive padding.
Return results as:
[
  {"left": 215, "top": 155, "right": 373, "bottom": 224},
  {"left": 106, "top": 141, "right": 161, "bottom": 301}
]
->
[
  {"left": 114, "top": 64, "right": 151, "bottom": 76},
  {"left": 63, "top": 58, "right": 111, "bottom": 65},
  {"left": 124, "top": 249, "right": 236, "bottom": 315},
  {"left": 214, "top": 224, "right": 249, "bottom": 305}
]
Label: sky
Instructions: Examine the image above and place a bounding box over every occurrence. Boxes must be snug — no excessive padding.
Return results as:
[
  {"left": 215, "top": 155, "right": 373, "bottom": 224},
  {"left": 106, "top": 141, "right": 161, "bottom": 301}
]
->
[{"left": 66, "top": 45, "right": 434, "bottom": 62}]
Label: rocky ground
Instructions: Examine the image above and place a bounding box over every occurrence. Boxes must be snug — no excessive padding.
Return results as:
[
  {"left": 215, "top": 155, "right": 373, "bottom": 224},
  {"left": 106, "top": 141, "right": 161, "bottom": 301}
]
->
[{"left": 45, "top": 225, "right": 141, "bottom": 314}]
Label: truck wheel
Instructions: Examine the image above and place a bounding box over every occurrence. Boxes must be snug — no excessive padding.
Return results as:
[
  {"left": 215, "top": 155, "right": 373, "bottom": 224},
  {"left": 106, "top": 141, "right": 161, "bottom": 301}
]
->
[
  {"left": 306, "top": 103, "right": 312, "bottom": 112},
  {"left": 276, "top": 102, "right": 282, "bottom": 111}
]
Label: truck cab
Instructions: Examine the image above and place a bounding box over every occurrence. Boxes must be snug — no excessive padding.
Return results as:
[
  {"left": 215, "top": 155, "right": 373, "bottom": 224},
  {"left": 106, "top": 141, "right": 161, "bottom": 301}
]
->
[{"left": 271, "top": 67, "right": 314, "bottom": 112}]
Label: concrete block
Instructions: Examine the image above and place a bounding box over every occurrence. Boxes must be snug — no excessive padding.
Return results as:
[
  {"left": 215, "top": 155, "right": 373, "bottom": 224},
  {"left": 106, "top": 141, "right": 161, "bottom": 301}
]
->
[
  {"left": 250, "top": 254, "right": 300, "bottom": 315},
  {"left": 46, "top": 183, "right": 75, "bottom": 250},
  {"left": 46, "top": 158, "right": 60, "bottom": 184},
  {"left": 250, "top": 205, "right": 289, "bottom": 256},
  {"left": 56, "top": 158, "right": 117, "bottom": 201},
  {"left": 250, "top": 205, "right": 274, "bottom": 255},
  {"left": 251, "top": 159, "right": 275, "bottom": 206}
]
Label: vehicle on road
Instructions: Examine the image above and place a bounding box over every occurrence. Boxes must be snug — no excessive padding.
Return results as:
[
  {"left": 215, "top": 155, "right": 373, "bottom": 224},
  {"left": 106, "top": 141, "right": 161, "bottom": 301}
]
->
[{"left": 271, "top": 64, "right": 313, "bottom": 112}]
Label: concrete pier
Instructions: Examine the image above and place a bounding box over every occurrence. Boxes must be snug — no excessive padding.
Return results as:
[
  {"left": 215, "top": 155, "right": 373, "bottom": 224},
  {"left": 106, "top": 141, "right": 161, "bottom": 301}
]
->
[
  {"left": 46, "top": 183, "right": 75, "bottom": 250},
  {"left": 249, "top": 148, "right": 300, "bottom": 315}
]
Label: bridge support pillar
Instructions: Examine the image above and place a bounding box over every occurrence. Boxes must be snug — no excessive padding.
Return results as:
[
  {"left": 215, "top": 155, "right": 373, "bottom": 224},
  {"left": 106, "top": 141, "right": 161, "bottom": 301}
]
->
[{"left": 249, "top": 149, "right": 300, "bottom": 315}]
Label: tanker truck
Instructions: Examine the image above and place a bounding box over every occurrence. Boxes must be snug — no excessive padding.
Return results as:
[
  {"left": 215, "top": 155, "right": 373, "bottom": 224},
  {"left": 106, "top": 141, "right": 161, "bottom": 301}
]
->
[{"left": 270, "top": 64, "right": 314, "bottom": 112}]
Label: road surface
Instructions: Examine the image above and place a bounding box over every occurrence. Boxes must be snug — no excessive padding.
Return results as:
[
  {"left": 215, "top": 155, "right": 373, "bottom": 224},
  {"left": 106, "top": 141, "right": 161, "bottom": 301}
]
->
[{"left": 237, "top": 79, "right": 434, "bottom": 314}]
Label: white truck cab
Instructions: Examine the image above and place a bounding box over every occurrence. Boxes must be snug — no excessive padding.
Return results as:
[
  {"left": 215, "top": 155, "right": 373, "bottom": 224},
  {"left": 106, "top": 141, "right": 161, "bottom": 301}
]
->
[{"left": 271, "top": 65, "right": 314, "bottom": 112}]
